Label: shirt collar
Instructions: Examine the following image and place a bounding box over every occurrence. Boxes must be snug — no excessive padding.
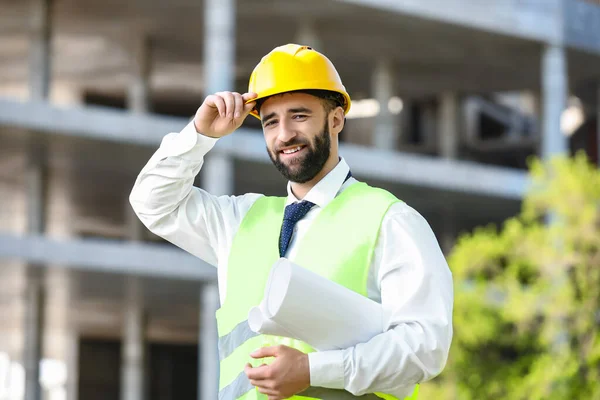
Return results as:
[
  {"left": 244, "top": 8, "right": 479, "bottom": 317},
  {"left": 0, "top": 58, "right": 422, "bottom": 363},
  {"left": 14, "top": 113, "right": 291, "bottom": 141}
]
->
[{"left": 286, "top": 157, "right": 351, "bottom": 208}]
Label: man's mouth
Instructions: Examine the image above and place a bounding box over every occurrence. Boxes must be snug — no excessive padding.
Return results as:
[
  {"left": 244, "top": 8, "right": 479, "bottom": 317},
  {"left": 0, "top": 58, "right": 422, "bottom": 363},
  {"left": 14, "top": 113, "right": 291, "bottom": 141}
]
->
[{"left": 279, "top": 145, "right": 306, "bottom": 156}]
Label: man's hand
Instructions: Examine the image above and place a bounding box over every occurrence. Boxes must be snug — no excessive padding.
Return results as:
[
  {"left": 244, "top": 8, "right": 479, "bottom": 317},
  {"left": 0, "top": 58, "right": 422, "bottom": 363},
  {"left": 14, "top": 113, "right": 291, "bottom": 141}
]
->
[
  {"left": 244, "top": 345, "right": 310, "bottom": 400},
  {"left": 194, "top": 91, "right": 257, "bottom": 138}
]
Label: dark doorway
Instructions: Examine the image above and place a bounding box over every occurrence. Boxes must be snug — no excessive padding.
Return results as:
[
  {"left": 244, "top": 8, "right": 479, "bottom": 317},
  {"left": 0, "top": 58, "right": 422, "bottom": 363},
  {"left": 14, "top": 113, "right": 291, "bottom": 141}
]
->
[
  {"left": 149, "top": 343, "right": 198, "bottom": 400},
  {"left": 77, "top": 339, "right": 198, "bottom": 400},
  {"left": 78, "top": 338, "right": 121, "bottom": 400}
]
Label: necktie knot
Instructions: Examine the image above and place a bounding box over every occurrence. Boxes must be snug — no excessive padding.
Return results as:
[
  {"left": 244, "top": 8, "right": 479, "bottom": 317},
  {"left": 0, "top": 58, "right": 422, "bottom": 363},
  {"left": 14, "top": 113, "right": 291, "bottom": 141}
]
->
[
  {"left": 283, "top": 200, "right": 315, "bottom": 222},
  {"left": 279, "top": 200, "right": 315, "bottom": 257}
]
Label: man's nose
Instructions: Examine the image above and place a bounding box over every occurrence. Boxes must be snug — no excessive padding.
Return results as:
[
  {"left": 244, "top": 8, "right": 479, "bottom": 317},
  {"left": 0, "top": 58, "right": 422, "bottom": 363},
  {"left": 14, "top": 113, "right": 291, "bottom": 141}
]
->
[{"left": 276, "top": 120, "right": 297, "bottom": 144}]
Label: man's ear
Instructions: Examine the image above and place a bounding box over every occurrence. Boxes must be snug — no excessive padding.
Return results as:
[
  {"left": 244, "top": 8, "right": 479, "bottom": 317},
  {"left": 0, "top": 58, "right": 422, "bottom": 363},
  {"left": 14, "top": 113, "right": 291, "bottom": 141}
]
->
[{"left": 331, "top": 106, "right": 346, "bottom": 136}]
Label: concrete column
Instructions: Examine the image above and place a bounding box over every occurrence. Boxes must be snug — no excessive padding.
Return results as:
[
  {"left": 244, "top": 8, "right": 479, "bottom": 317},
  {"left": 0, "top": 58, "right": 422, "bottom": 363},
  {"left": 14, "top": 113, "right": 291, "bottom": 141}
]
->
[
  {"left": 373, "top": 60, "right": 399, "bottom": 150},
  {"left": 541, "top": 44, "right": 568, "bottom": 159},
  {"left": 26, "top": 155, "right": 47, "bottom": 235},
  {"left": 24, "top": 153, "right": 47, "bottom": 400},
  {"left": 23, "top": 270, "right": 45, "bottom": 400},
  {"left": 42, "top": 269, "right": 74, "bottom": 400},
  {"left": 203, "top": 0, "right": 235, "bottom": 95},
  {"left": 201, "top": 153, "right": 234, "bottom": 196},
  {"left": 24, "top": 2, "right": 50, "bottom": 395},
  {"left": 295, "top": 20, "right": 322, "bottom": 50},
  {"left": 438, "top": 92, "right": 460, "bottom": 159},
  {"left": 126, "top": 35, "right": 150, "bottom": 240},
  {"left": 200, "top": 0, "right": 236, "bottom": 197},
  {"left": 29, "top": 0, "right": 52, "bottom": 100},
  {"left": 127, "top": 35, "right": 151, "bottom": 114},
  {"left": 121, "top": 278, "right": 146, "bottom": 400},
  {"left": 126, "top": 196, "right": 144, "bottom": 241},
  {"left": 66, "top": 331, "right": 80, "bottom": 400},
  {"left": 199, "top": 284, "right": 220, "bottom": 400}
]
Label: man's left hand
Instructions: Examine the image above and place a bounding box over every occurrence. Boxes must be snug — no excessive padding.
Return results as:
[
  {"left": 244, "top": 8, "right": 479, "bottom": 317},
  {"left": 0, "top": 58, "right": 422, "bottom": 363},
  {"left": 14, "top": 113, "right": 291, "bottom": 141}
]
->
[{"left": 244, "top": 345, "right": 310, "bottom": 400}]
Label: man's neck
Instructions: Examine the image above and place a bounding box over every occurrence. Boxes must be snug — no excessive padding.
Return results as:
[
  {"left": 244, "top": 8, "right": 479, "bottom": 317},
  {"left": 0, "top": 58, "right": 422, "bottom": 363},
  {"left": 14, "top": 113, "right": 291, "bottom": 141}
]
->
[{"left": 290, "top": 156, "right": 339, "bottom": 200}]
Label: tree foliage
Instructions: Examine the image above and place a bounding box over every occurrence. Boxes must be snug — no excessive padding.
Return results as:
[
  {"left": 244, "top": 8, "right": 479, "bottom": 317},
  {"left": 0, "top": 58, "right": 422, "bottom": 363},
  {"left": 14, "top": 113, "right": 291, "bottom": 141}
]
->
[{"left": 421, "top": 153, "right": 600, "bottom": 399}]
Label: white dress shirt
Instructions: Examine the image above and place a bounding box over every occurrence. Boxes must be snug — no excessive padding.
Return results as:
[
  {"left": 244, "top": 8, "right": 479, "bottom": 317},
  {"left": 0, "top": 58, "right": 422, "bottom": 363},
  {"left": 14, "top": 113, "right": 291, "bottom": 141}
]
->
[{"left": 129, "top": 121, "right": 454, "bottom": 398}]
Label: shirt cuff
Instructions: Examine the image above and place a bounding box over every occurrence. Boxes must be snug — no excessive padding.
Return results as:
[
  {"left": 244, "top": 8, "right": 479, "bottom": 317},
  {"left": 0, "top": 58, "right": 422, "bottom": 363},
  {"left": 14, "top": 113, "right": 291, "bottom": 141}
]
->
[
  {"left": 161, "top": 120, "right": 219, "bottom": 160},
  {"left": 308, "top": 351, "right": 345, "bottom": 389}
]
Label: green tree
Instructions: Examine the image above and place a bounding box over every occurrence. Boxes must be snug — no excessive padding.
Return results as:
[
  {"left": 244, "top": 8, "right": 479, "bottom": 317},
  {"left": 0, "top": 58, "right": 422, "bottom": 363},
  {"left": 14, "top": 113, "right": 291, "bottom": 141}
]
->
[{"left": 420, "top": 153, "right": 600, "bottom": 400}]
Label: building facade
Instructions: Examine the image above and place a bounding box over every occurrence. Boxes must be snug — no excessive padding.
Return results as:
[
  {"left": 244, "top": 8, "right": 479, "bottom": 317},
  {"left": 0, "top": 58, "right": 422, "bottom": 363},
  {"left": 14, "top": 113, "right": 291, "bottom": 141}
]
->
[{"left": 1, "top": 0, "right": 599, "bottom": 399}]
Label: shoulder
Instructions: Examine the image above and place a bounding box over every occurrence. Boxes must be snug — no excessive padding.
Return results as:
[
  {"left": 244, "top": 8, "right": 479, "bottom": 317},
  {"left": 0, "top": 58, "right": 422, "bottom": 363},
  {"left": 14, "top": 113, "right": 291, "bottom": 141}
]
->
[
  {"left": 381, "top": 200, "right": 439, "bottom": 246},
  {"left": 351, "top": 181, "right": 431, "bottom": 230},
  {"left": 386, "top": 201, "right": 422, "bottom": 219}
]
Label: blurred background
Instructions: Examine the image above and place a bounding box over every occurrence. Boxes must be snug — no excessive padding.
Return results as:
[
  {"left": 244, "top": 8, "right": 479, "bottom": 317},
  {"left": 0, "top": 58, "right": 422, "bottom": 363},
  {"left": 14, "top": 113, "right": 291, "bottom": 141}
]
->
[{"left": 1, "top": 0, "right": 599, "bottom": 399}]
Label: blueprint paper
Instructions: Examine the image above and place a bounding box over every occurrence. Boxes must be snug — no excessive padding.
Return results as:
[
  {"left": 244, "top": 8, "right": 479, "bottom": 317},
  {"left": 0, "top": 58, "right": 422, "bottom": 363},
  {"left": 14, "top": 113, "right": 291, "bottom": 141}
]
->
[{"left": 248, "top": 258, "right": 384, "bottom": 351}]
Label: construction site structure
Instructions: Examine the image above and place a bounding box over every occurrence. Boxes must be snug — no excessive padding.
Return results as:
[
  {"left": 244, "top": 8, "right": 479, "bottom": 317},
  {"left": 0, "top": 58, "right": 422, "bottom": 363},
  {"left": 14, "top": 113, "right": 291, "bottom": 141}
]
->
[{"left": 1, "top": 0, "right": 599, "bottom": 399}]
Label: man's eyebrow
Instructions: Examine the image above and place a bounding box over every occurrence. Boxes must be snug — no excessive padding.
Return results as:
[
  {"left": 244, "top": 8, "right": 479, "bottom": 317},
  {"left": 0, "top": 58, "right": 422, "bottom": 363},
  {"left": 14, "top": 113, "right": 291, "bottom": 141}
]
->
[
  {"left": 288, "top": 107, "right": 312, "bottom": 114},
  {"left": 262, "top": 112, "right": 277, "bottom": 125}
]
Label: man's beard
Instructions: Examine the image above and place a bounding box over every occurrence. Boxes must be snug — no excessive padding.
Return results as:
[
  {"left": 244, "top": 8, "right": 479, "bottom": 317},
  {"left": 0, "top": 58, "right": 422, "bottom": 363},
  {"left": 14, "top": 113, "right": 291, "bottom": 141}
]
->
[{"left": 268, "top": 119, "right": 331, "bottom": 184}]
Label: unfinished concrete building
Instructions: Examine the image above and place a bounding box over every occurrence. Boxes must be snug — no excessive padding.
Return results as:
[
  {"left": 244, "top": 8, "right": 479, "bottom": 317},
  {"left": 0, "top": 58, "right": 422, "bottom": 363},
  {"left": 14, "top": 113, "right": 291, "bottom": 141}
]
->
[{"left": 1, "top": 0, "right": 599, "bottom": 399}]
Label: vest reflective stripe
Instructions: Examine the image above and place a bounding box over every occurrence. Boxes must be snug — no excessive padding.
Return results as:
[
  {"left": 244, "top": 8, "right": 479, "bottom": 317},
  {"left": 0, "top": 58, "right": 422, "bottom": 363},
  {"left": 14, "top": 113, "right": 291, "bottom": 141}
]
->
[
  {"left": 220, "top": 371, "right": 391, "bottom": 400},
  {"left": 219, "top": 371, "right": 419, "bottom": 400},
  {"left": 220, "top": 371, "right": 254, "bottom": 400},
  {"left": 219, "top": 335, "right": 265, "bottom": 390},
  {"left": 217, "top": 182, "right": 419, "bottom": 399},
  {"left": 219, "top": 320, "right": 259, "bottom": 361}
]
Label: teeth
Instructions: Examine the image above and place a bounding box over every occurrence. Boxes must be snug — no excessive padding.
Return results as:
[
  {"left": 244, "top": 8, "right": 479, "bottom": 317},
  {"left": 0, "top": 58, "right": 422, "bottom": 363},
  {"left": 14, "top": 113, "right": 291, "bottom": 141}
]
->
[{"left": 283, "top": 146, "right": 302, "bottom": 154}]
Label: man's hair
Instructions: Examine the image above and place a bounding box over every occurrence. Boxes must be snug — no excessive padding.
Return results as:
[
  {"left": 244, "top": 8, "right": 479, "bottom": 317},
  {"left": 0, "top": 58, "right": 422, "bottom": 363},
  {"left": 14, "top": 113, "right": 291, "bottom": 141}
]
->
[{"left": 254, "top": 89, "right": 346, "bottom": 116}]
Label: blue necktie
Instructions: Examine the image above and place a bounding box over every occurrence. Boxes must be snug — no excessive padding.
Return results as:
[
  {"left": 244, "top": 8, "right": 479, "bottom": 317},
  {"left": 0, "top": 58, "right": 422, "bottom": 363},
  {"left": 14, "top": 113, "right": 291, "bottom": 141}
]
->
[
  {"left": 279, "top": 200, "right": 315, "bottom": 257},
  {"left": 278, "top": 170, "right": 353, "bottom": 257}
]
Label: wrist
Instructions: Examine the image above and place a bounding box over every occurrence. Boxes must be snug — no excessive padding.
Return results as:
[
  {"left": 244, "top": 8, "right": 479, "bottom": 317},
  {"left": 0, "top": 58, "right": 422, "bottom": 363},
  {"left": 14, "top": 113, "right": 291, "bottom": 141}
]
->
[
  {"left": 303, "top": 353, "right": 311, "bottom": 385},
  {"left": 193, "top": 119, "right": 217, "bottom": 138}
]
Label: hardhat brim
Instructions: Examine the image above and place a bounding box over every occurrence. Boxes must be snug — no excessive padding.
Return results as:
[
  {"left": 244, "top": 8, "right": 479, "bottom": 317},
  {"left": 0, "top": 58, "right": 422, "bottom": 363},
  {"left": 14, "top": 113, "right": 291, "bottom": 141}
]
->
[{"left": 246, "top": 85, "right": 351, "bottom": 120}]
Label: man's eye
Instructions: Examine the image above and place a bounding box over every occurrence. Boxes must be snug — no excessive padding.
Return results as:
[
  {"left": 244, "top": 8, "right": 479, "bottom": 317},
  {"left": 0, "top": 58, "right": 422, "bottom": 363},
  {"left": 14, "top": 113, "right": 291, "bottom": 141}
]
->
[{"left": 293, "top": 115, "right": 307, "bottom": 120}]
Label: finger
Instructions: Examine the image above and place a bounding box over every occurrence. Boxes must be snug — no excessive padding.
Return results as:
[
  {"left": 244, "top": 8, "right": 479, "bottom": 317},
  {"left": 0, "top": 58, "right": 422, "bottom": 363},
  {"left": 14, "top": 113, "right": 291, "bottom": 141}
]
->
[
  {"left": 219, "top": 92, "right": 235, "bottom": 119},
  {"left": 251, "top": 345, "right": 279, "bottom": 359},
  {"left": 212, "top": 95, "right": 226, "bottom": 117},
  {"left": 252, "top": 381, "right": 277, "bottom": 395},
  {"left": 244, "top": 363, "right": 271, "bottom": 380},
  {"left": 204, "top": 95, "right": 226, "bottom": 117},
  {"left": 257, "top": 388, "right": 277, "bottom": 396},
  {"left": 242, "top": 92, "right": 258, "bottom": 116},
  {"left": 242, "top": 92, "right": 258, "bottom": 102},
  {"left": 243, "top": 101, "right": 256, "bottom": 116},
  {"left": 233, "top": 92, "right": 243, "bottom": 119}
]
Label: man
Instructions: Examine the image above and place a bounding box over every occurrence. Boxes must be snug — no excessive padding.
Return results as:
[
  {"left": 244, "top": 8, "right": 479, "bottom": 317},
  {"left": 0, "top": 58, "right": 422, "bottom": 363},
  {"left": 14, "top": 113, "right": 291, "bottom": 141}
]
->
[{"left": 130, "top": 44, "right": 453, "bottom": 400}]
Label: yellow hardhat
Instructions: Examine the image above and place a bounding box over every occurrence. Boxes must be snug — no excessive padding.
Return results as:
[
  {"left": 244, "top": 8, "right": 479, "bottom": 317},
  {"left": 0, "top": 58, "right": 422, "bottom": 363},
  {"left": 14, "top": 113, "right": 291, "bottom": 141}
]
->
[{"left": 247, "top": 44, "right": 351, "bottom": 120}]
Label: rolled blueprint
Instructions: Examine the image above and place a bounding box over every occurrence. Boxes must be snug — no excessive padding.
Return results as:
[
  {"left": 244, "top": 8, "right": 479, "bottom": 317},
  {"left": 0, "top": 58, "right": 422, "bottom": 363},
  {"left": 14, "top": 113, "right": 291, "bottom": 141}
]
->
[
  {"left": 248, "top": 299, "right": 295, "bottom": 337},
  {"left": 248, "top": 258, "right": 385, "bottom": 351}
]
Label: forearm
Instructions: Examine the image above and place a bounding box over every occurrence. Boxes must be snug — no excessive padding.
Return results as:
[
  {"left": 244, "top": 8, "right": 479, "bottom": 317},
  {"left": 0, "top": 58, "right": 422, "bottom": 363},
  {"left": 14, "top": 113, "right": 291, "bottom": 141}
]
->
[
  {"left": 128, "top": 120, "right": 227, "bottom": 264},
  {"left": 129, "top": 120, "right": 217, "bottom": 227},
  {"left": 308, "top": 319, "right": 451, "bottom": 397}
]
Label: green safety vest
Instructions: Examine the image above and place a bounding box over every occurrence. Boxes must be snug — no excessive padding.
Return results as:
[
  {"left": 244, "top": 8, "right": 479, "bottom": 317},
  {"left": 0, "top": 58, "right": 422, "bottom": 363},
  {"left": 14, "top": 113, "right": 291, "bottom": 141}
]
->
[{"left": 215, "top": 182, "right": 420, "bottom": 400}]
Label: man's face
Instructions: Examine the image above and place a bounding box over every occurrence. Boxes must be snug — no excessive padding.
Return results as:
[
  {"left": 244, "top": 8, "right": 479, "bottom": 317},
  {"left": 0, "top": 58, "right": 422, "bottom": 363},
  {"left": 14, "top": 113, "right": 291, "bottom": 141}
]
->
[{"left": 260, "top": 93, "right": 332, "bottom": 183}]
